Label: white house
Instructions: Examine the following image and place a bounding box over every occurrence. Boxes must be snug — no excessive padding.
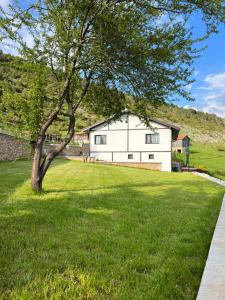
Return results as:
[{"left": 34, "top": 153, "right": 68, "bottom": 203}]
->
[{"left": 83, "top": 112, "right": 180, "bottom": 172}]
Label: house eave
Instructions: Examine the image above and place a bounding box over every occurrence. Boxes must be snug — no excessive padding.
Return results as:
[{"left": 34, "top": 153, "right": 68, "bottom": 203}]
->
[{"left": 82, "top": 111, "right": 180, "bottom": 134}]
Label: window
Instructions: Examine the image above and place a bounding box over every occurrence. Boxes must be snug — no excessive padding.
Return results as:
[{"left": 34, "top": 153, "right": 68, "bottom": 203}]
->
[
  {"left": 128, "top": 154, "right": 133, "bottom": 159},
  {"left": 148, "top": 154, "right": 154, "bottom": 159},
  {"left": 145, "top": 133, "right": 160, "bottom": 144},
  {"left": 95, "top": 135, "right": 106, "bottom": 145}
]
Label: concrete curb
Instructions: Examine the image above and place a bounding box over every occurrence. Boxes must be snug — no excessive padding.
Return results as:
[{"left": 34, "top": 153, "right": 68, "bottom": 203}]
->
[
  {"left": 193, "top": 172, "right": 225, "bottom": 187},
  {"left": 193, "top": 172, "right": 225, "bottom": 300},
  {"left": 197, "top": 194, "right": 225, "bottom": 300}
]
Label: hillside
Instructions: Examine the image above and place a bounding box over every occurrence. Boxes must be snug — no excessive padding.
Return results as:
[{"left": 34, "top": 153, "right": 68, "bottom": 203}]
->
[
  {"left": 154, "top": 104, "right": 225, "bottom": 143},
  {"left": 1, "top": 50, "right": 225, "bottom": 143},
  {"left": 76, "top": 104, "right": 225, "bottom": 144}
]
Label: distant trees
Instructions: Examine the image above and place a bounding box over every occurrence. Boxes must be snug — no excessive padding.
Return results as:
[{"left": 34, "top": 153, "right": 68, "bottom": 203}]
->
[{"left": 0, "top": 0, "right": 225, "bottom": 192}]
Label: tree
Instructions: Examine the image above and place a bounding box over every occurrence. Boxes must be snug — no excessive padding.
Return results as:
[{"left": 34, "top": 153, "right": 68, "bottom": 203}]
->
[{"left": 0, "top": 0, "right": 224, "bottom": 192}]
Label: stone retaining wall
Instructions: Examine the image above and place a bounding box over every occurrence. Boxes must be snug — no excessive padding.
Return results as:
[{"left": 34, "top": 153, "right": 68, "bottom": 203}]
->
[
  {"left": 0, "top": 132, "right": 90, "bottom": 161},
  {"left": 0, "top": 133, "right": 30, "bottom": 161}
]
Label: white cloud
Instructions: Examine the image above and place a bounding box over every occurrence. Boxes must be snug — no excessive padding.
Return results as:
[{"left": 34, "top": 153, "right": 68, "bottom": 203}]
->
[
  {"left": 185, "top": 83, "right": 193, "bottom": 91},
  {"left": 183, "top": 104, "right": 199, "bottom": 111},
  {"left": 195, "top": 86, "right": 212, "bottom": 91},
  {"left": 156, "top": 13, "right": 184, "bottom": 27},
  {"left": 0, "top": 0, "right": 10, "bottom": 12},
  {"left": 194, "top": 70, "right": 200, "bottom": 76},
  {"left": 0, "top": 26, "right": 34, "bottom": 55},
  {"left": 20, "top": 27, "right": 34, "bottom": 48},
  {"left": 199, "top": 72, "right": 225, "bottom": 118},
  {"left": 205, "top": 73, "right": 225, "bottom": 89}
]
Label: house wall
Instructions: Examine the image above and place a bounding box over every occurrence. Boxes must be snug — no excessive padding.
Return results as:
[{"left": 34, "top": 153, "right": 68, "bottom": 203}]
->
[
  {"left": 172, "top": 137, "right": 190, "bottom": 153},
  {"left": 89, "top": 113, "right": 173, "bottom": 171},
  {"left": 172, "top": 140, "right": 183, "bottom": 148}
]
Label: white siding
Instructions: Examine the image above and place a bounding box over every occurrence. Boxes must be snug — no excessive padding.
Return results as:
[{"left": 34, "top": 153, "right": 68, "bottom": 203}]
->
[
  {"left": 89, "top": 113, "right": 173, "bottom": 172},
  {"left": 113, "top": 152, "right": 140, "bottom": 162},
  {"left": 128, "top": 128, "right": 171, "bottom": 152},
  {"left": 90, "top": 130, "right": 127, "bottom": 152},
  {"left": 91, "top": 152, "right": 112, "bottom": 162},
  {"left": 141, "top": 152, "right": 171, "bottom": 171},
  {"left": 108, "top": 114, "right": 128, "bottom": 130},
  {"left": 128, "top": 115, "right": 166, "bottom": 130}
]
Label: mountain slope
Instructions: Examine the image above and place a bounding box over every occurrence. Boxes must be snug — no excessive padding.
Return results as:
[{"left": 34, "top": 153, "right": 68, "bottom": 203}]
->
[
  {"left": 1, "top": 51, "right": 224, "bottom": 143},
  {"left": 154, "top": 104, "right": 225, "bottom": 143},
  {"left": 78, "top": 104, "right": 225, "bottom": 144}
]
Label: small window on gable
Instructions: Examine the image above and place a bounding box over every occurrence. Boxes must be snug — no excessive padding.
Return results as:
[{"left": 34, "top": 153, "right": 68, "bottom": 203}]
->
[
  {"left": 128, "top": 154, "right": 133, "bottom": 159},
  {"left": 95, "top": 135, "right": 106, "bottom": 145},
  {"left": 149, "top": 154, "right": 154, "bottom": 159},
  {"left": 146, "top": 133, "right": 160, "bottom": 144}
]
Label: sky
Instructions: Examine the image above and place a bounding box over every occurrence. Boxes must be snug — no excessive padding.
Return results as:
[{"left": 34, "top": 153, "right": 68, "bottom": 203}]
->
[
  {"left": 179, "top": 16, "right": 225, "bottom": 118},
  {"left": 1, "top": 0, "right": 225, "bottom": 118}
]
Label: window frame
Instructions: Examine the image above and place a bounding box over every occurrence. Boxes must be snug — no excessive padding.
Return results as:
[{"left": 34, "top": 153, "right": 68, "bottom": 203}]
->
[
  {"left": 148, "top": 154, "right": 154, "bottom": 159},
  {"left": 145, "top": 133, "right": 160, "bottom": 144},
  {"left": 94, "top": 135, "right": 107, "bottom": 145},
  {"left": 128, "top": 154, "right": 133, "bottom": 159}
]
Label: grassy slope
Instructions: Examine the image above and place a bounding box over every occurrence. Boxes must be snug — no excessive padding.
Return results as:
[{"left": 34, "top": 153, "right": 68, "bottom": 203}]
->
[
  {"left": 190, "top": 144, "right": 225, "bottom": 180},
  {"left": 0, "top": 160, "right": 224, "bottom": 299},
  {"left": 175, "top": 143, "right": 225, "bottom": 181},
  {"left": 154, "top": 105, "right": 225, "bottom": 180}
]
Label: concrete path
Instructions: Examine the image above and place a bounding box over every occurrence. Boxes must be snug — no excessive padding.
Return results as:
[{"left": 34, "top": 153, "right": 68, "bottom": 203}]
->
[
  {"left": 194, "top": 172, "right": 225, "bottom": 300},
  {"left": 193, "top": 172, "right": 225, "bottom": 187}
]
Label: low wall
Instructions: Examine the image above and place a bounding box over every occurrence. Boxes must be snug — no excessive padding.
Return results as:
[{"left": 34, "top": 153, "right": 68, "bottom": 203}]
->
[
  {"left": 0, "top": 132, "right": 90, "bottom": 161},
  {"left": 105, "top": 162, "right": 162, "bottom": 171},
  {"left": 0, "top": 133, "right": 30, "bottom": 161},
  {"left": 44, "top": 143, "right": 90, "bottom": 156}
]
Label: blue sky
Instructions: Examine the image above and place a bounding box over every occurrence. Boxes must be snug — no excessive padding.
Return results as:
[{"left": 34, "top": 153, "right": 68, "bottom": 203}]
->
[
  {"left": 179, "top": 15, "right": 225, "bottom": 118},
  {"left": 1, "top": 0, "right": 225, "bottom": 118}
]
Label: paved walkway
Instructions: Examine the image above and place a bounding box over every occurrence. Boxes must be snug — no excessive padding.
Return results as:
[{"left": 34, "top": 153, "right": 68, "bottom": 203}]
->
[
  {"left": 193, "top": 172, "right": 225, "bottom": 187},
  {"left": 194, "top": 172, "right": 225, "bottom": 300}
]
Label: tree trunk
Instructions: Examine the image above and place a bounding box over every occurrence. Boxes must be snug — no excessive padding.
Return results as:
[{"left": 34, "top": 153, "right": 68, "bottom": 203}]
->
[
  {"left": 31, "top": 175, "right": 43, "bottom": 192},
  {"left": 30, "top": 75, "right": 91, "bottom": 193},
  {"left": 31, "top": 140, "right": 44, "bottom": 192},
  {"left": 31, "top": 109, "right": 75, "bottom": 193},
  {"left": 30, "top": 140, "right": 36, "bottom": 159}
]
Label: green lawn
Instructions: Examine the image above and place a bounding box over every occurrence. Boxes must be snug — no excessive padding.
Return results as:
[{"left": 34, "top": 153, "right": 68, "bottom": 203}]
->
[
  {"left": 0, "top": 160, "right": 224, "bottom": 299},
  {"left": 191, "top": 143, "right": 225, "bottom": 180},
  {"left": 175, "top": 142, "right": 225, "bottom": 180}
]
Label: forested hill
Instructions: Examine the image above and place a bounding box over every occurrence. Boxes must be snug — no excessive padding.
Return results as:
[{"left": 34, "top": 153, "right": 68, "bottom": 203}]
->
[
  {"left": 153, "top": 104, "right": 225, "bottom": 143},
  {"left": 76, "top": 105, "right": 225, "bottom": 144},
  {"left": 1, "top": 50, "right": 224, "bottom": 143}
]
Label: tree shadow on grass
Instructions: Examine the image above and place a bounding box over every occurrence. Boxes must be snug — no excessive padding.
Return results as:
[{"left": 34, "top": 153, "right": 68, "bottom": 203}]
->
[
  {"left": 0, "top": 177, "right": 223, "bottom": 299},
  {"left": 0, "top": 158, "right": 71, "bottom": 202}
]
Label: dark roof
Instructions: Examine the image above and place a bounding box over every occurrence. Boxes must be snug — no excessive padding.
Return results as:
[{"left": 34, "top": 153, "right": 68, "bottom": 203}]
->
[
  {"left": 82, "top": 119, "right": 109, "bottom": 132},
  {"left": 82, "top": 111, "right": 180, "bottom": 132}
]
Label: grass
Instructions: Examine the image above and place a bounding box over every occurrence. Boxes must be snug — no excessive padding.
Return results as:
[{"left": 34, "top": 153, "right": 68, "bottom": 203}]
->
[
  {"left": 190, "top": 143, "right": 225, "bottom": 181},
  {"left": 174, "top": 142, "right": 225, "bottom": 181},
  {"left": 0, "top": 159, "right": 224, "bottom": 299}
]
